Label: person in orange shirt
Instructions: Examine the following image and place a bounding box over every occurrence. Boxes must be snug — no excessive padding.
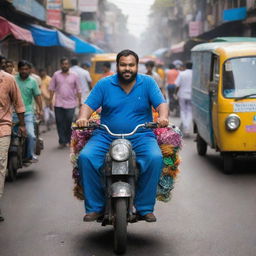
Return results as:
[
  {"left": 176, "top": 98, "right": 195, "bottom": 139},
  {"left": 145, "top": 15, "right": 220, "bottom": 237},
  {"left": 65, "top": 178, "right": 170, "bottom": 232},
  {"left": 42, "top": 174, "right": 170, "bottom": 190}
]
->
[
  {"left": 39, "top": 69, "right": 55, "bottom": 131},
  {"left": 101, "top": 62, "right": 114, "bottom": 78},
  {"left": 0, "top": 66, "right": 26, "bottom": 221},
  {"left": 166, "top": 64, "right": 179, "bottom": 115}
]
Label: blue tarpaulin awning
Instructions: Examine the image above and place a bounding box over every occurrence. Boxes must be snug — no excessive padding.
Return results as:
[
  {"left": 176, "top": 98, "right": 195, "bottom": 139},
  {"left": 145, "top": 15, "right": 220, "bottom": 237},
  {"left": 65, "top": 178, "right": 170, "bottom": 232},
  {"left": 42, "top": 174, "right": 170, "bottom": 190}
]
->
[
  {"left": 27, "top": 25, "right": 75, "bottom": 51},
  {"left": 27, "top": 25, "right": 104, "bottom": 53},
  {"left": 70, "top": 35, "right": 104, "bottom": 54}
]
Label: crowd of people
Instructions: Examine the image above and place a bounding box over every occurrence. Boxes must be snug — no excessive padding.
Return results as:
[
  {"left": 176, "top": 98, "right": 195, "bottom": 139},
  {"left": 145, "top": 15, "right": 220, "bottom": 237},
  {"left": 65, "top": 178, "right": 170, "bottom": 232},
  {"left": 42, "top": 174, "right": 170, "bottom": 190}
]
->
[
  {"left": 0, "top": 51, "right": 192, "bottom": 222},
  {"left": 144, "top": 59, "right": 193, "bottom": 138}
]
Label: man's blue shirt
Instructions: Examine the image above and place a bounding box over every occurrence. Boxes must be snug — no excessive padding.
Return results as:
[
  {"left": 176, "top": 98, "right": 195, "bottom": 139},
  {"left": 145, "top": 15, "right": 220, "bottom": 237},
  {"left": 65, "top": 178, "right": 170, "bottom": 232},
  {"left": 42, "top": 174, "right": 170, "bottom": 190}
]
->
[{"left": 85, "top": 73, "right": 166, "bottom": 134}]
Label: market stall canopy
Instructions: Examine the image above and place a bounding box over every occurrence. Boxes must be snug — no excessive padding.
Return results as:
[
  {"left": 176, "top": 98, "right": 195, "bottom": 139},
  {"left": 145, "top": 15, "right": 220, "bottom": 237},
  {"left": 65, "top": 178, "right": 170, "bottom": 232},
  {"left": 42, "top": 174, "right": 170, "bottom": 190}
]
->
[
  {"left": 0, "top": 16, "right": 34, "bottom": 43},
  {"left": 69, "top": 35, "right": 104, "bottom": 54},
  {"left": 152, "top": 48, "right": 168, "bottom": 57},
  {"left": 27, "top": 25, "right": 75, "bottom": 51},
  {"left": 170, "top": 41, "right": 185, "bottom": 53}
]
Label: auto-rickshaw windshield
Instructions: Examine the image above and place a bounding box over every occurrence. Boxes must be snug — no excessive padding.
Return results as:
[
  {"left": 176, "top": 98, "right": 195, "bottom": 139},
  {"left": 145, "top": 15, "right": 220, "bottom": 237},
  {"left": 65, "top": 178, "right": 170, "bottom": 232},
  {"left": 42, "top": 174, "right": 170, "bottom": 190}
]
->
[{"left": 223, "top": 57, "right": 256, "bottom": 98}]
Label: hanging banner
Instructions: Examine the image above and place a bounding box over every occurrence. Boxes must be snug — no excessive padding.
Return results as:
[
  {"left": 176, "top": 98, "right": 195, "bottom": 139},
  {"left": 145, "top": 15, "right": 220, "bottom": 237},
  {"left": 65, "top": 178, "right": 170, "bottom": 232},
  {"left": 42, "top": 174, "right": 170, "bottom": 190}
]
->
[
  {"left": 47, "top": 0, "right": 62, "bottom": 10},
  {"left": 78, "top": 0, "right": 98, "bottom": 12},
  {"left": 63, "top": 0, "right": 77, "bottom": 10},
  {"left": 47, "top": 10, "right": 62, "bottom": 29},
  {"left": 65, "top": 15, "right": 81, "bottom": 35}
]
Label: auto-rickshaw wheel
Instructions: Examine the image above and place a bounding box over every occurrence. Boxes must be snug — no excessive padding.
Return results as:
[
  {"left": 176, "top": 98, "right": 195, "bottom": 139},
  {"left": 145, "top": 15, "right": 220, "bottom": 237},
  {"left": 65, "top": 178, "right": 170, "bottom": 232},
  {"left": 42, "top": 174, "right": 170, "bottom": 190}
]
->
[
  {"left": 222, "top": 153, "right": 234, "bottom": 175},
  {"left": 196, "top": 134, "right": 207, "bottom": 156}
]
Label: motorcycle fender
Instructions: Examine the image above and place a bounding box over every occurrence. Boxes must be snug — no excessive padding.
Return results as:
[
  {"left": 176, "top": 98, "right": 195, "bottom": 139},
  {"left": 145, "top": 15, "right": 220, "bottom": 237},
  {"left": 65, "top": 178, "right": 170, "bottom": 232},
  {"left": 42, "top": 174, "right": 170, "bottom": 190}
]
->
[
  {"left": 112, "top": 161, "right": 129, "bottom": 175},
  {"left": 110, "top": 181, "right": 131, "bottom": 197}
]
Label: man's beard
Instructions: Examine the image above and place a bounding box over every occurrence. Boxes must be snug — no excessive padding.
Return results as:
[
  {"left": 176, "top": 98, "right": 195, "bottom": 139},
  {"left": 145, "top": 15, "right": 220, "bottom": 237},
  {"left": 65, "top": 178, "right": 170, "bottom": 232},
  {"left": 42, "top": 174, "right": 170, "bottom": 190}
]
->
[
  {"left": 117, "top": 70, "right": 137, "bottom": 84},
  {"left": 62, "top": 67, "right": 69, "bottom": 73}
]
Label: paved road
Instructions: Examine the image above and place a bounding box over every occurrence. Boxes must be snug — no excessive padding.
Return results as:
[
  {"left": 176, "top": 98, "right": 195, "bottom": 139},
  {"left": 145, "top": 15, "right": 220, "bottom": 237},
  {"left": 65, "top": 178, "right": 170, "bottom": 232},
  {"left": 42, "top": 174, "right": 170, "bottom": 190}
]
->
[{"left": 1, "top": 124, "right": 256, "bottom": 256}]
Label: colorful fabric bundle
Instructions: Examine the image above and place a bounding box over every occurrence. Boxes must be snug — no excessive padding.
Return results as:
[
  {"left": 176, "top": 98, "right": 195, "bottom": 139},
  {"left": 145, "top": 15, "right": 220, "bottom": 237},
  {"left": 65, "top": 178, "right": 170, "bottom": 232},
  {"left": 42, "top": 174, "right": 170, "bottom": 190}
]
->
[{"left": 70, "top": 113, "right": 182, "bottom": 202}]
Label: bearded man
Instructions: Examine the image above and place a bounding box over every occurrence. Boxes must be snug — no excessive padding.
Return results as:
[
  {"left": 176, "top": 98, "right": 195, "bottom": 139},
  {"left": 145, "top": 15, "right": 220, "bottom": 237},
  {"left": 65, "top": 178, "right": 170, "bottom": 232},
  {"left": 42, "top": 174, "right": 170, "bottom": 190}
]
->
[{"left": 76, "top": 49, "right": 169, "bottom": 222}]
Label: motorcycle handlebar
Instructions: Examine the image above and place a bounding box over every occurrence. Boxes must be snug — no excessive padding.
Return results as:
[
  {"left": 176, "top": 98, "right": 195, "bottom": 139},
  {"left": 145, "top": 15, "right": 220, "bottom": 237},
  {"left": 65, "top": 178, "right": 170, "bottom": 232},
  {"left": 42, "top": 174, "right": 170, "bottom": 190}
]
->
[{"left": 72, "top": 122, "right": 159, "bottom": 137}]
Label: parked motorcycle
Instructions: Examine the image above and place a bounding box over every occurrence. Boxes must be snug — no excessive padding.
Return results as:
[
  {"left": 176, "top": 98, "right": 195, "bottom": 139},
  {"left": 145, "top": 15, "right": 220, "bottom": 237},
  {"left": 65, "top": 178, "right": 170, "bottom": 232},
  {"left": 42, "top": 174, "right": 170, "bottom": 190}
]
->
[
  {"left": 7, "top": 119, "right": 44, "bottom": 182},
  {"left": 74, "top": 122, "right": 158, "bottom": 254}
]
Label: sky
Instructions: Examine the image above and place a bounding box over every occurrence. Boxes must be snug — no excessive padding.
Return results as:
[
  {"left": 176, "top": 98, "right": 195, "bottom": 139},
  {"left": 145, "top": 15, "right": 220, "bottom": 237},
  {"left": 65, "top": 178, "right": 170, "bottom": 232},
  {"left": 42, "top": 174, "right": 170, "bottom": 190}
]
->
[{"left": 107, "top": 0, "right": 155, "bottom": 37}]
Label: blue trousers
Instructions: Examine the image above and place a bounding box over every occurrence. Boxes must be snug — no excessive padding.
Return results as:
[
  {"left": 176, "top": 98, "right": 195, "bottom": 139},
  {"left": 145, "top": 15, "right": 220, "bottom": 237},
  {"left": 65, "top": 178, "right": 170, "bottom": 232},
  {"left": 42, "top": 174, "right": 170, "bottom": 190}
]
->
[{"left": 78, "top": 130, "right": 163, "bottom": 216}]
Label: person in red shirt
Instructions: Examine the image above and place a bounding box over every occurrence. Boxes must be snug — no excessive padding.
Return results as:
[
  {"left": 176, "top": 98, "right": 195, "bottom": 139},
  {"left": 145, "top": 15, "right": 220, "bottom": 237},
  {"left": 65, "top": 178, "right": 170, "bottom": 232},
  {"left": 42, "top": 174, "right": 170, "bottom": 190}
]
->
[
  {"left": 166, "top": 64, "right": 179, "bottom": 115},
  {"left": 101, "top": 62, "right": 114, "bottom": 78}
]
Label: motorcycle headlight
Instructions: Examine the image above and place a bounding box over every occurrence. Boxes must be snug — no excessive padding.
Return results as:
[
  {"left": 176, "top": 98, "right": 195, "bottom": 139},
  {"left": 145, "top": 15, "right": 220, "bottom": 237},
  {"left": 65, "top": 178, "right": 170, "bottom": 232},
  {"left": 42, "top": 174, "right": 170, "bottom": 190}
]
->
[
  {"left": 110, "top": 144, "right": 130, "bottom": 161},
  {"left": 225, "top": 114, "right": 240, "bottom": 131}
]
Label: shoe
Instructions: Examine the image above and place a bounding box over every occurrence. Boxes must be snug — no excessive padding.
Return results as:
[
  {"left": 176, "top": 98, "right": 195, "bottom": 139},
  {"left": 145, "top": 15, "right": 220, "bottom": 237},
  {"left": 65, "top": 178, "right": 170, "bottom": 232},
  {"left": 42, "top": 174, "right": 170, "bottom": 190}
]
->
[
  {"left": 83, "top": 212, "right": 103, "bottom": 222},
  {"left": 29, "top": 155, "right": 38, "bottom": 163},
  {"left": 137, "top": 213, "right": 157, "bottom": 222}
]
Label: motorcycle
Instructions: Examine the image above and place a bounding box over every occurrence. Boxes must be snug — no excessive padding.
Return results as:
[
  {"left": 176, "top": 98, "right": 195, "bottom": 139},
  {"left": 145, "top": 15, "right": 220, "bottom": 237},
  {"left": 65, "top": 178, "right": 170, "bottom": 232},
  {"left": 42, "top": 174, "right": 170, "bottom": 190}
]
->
[
  {"left": 74, "top": 122, "right": 158, "bottom": 254},
  {"left": 7, "top": 119, "right": 44, "bottom": 182}
]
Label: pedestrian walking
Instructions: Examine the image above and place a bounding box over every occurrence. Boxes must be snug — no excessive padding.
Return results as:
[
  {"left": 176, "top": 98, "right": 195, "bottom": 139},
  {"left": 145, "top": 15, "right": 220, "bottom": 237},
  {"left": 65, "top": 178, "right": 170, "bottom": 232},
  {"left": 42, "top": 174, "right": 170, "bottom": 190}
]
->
[
  {"left": 70, "top": 58, "right": 92, "bottom": 103},
  {"left": 0, "top": 66, "right": 26, "bottom": 221},
  {"left": 39, "top": 68, "right": 55, "bottom": 131},
  {"left": 166, "top": 64, "right": 179, "bottom": 114},
  {"left": 145, "top": 61, "right": 165, "bottom": 97},
  {"left": 14, "top": 60, "right": 43, "bottom": 162},
  {"left": 49, "top": 57, "right": 82, "bottom": 149},
  {"left": 175, "top": 62, "right": 193, "bottom": 137},
  {"left": 81, "top": 61, "right": 91, "bottom": 72}
]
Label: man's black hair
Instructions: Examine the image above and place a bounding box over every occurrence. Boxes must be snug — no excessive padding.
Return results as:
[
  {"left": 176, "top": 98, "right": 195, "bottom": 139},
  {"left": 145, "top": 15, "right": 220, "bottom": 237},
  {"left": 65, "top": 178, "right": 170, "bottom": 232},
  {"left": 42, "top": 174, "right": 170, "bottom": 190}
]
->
[
  {"left": 0, "top": 55, "right": 6, "bottom": 62},
  {"left": 18, "top": 60, "right": 32, "bottom": 69},
  {"left": 169, "top": 63, "right": 175, "bottom": 69},
  {"left": 60, "top": 57, "right": 69, "bottom": 64},
  {"left": 103, "top": 62, "right": 111, "bottom": 69},
  {"left": 0, "top": 55, "right": 6, "bottom": 69},
  {"left": 116, "top": 49, "right": 139, "bottom": 65},
  {"left": 186, "top": 62, "right": 193, "bottom": 69},
  {"left": 6, "top": 60, "right": 13, "bottom": 65},
  {"left": 145, "top": 60, "right": 155, "bottom": 68},
  {"left": 39, "top": 68, "right": 46, "bottom": 73},
  {"left": 70, "top": 58, "right": 78, "bottom": 66}
]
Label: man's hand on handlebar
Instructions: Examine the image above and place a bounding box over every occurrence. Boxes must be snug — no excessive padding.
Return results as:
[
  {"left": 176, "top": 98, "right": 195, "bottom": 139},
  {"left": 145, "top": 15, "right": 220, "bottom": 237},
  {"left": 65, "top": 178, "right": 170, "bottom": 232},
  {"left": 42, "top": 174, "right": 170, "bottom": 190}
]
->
[
  {"left": 76, "top": 118, "right": 90, "bottom": 127},
  {"left": 157, "top": 117, "right": 169, "bottom": 128}
]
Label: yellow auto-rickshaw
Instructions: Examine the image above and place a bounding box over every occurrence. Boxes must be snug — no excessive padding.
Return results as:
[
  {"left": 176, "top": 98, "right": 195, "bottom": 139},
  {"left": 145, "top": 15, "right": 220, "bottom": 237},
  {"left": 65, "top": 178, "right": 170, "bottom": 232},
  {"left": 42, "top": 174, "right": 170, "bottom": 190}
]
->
[
  {"left": 191, "top": 38, "right": 256, "bottom": 173},
  {"left": 90, "top": 53, "right": 117, "bottom": 87}
]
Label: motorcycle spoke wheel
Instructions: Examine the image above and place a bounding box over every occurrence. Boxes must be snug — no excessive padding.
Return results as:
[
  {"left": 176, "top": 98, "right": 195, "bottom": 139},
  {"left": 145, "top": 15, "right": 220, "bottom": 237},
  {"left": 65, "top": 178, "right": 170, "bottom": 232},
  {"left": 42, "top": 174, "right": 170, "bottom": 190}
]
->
[{"left": 114, "top": 198, "right": 127, "bottom": 254}]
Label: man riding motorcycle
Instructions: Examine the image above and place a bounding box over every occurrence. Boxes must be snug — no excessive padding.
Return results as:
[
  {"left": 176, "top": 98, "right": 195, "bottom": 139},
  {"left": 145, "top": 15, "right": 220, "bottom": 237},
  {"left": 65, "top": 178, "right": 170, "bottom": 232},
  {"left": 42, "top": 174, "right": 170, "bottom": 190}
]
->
[{"left": 76, "top": 49, "right": 169, "bottom": 222}]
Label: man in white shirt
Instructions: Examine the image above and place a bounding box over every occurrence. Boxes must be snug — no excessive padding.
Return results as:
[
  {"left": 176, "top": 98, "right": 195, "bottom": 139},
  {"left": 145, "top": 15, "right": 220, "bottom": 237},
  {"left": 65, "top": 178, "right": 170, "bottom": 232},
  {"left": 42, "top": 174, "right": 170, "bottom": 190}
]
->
[
  {"left": 175, "top": 62, "right": 193, "bottom": 137},
  {"left": 70, "top": 58, "right": 92, "bottom": 103}
]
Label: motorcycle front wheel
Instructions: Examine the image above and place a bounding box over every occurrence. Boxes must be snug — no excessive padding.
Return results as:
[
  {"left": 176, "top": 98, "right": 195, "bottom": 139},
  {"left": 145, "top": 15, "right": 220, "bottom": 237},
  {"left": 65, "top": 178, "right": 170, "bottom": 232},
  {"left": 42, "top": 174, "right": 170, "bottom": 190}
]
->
[{"left": 114, "top": 198, "right": 127, "bottom": 254}]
